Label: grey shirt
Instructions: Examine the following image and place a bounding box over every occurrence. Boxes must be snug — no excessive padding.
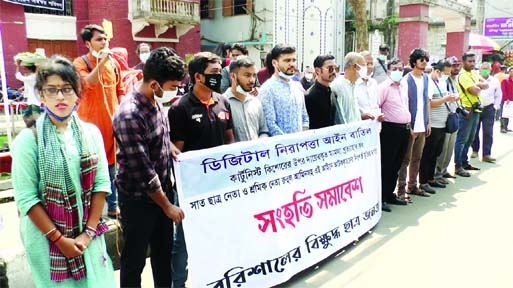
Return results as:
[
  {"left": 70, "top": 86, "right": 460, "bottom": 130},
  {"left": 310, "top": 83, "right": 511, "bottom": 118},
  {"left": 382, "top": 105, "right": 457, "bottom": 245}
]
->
[{"left": 224, "top": 89, "right": 269, "bottom": 142}]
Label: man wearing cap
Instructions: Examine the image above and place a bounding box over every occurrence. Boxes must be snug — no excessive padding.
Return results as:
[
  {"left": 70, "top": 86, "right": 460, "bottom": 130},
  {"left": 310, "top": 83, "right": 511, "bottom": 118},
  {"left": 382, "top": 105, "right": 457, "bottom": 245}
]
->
[
  {"left": 373, "top": 44, "right": 390, "bottom": 84},
  {"left": 454, "top": 51, "right": 488, "bottom": 177}
]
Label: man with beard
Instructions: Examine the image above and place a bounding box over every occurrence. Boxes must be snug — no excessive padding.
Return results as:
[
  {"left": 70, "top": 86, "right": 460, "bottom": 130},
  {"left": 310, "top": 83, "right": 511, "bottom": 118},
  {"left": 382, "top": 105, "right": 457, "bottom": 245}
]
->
[
  {"left": 304, "top": 54, "right": 338, "bottom": 129},
  {"left": 168, "top": 51, "right": 235, "bottom": 288},
  {"left": 223, "top": 56, "right": 268, "bottom": 141},
  {"left": 260, "top": 44, "right": 309, "bottom": 136},
  {"left": 454, "top": 51, "right": 488, "bottom": 177}
]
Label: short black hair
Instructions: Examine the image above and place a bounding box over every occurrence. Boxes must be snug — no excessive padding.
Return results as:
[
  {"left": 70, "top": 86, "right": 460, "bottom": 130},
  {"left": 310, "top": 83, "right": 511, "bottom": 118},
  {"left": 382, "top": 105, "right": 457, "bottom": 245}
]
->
[
  {"left": 231, "top": 43, "right": 248, "bottom": 55},
  {"left": 229, "top": 56, "right": 255, "bottom": 74},
  {"left": 270, "top": 44, "right": 296, "bottom": 61},
  {"left": 188, "top": 52, "right": 221, "bottom": 84},
  {"left": 143, "top": 47, "right": 185, "bottom": 85},
  {"left": 214, "top": 42, "right": 231, "bottom": 58},
  {"left": 409, "top": 48, "right": 429, "bottom": 67},
  {"left": 379, "top": 44, "right": 390, "bottom": 52},
  {"left": 80, "top": 24, "right": 105, "bottom": 42},
  {"left": 387, "top": 58, "right": 403, "bottom": 70},
  {"left": 433, "top": 60, "right": 451, "bottom": 71},
  {"left": 35, "top": 55, "right": 81, "bottom": 98},
  {"left": 264, "top": 51, "right": 275, "bottom": 74},
  {"left": 24, "top": 65, "right": 37, "bottom": 73},
  {"left": 462, "top": 51, "right": 476, "bottom": 61},
  {"left": 313, "top": 55, "right": 335, "bottom": 68}
]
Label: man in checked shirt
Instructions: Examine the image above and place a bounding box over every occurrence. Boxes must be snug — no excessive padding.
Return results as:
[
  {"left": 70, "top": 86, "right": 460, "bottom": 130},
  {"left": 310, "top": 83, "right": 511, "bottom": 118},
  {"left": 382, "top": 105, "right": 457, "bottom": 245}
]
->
[{"left": 113, "top": 47, "right": 185, "bottom": 288}]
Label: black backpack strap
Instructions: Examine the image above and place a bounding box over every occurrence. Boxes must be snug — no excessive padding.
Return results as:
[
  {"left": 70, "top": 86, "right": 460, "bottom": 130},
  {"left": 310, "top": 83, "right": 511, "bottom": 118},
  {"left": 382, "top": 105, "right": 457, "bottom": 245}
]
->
[{"left": 81, "top": 55, "right": 93, "bottom": 73}]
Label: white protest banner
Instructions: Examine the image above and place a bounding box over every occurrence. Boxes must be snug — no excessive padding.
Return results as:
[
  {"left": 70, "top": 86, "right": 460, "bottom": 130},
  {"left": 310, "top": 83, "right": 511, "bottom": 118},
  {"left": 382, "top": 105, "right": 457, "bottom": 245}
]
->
[{"left": 174, "top": 120, "right": 382, "bottom": 288}]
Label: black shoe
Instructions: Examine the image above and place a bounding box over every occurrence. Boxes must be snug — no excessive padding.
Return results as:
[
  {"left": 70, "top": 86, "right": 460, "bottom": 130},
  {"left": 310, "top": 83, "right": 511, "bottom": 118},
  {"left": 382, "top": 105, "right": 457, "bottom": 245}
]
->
[
  {"left": 429, "top": 181, "right": 446, "bottom": 188},
  {"left": 463, "top": 164, "right": 480, "bottom": 171},
  {"left": 388, "top": 197, "right": 407, "bottom": 205},
  {"left": 382, "top": 202, "right": 392, "bottom": 212},
  {"left": 443, "top": 173, "right": 456, "bottom": 179}
]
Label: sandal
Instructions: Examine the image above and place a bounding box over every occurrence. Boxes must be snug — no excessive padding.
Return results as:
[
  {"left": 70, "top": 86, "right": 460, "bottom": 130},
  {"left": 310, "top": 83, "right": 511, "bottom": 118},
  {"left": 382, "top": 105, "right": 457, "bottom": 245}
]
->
[
  {"left": 455, "top": 168, "right": 471, "bottom": 177},
  {"left": 408, "top": 187, "right": 431, "bottom": 197},
  {"left": 398, "top": 194, "right": 413, "bottom": 203}
]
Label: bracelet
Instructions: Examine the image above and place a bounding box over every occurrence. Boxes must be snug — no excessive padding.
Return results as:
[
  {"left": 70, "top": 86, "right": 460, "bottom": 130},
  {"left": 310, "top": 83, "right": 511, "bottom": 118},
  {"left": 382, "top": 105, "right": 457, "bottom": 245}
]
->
[
  {"left": 52, "top": 234, "right": 63, "bottom": 243},
  {"left": 86, "top": 225, "right": 97, "bottom": 233},
  {"left": 44, "top": 228, "right": 57, "bottom": 237}
]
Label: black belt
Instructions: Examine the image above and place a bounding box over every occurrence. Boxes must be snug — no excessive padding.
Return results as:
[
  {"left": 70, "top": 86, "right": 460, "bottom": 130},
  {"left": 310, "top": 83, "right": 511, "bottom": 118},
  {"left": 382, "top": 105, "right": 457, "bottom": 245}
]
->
[{"left": 382, "top": 121, "right": 411, "bottom": 130}]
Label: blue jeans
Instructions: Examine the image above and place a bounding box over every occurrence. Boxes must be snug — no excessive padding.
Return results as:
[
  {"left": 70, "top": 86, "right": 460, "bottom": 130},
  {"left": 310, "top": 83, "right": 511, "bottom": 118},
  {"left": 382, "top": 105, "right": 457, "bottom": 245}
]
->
[
  {"left": 454, "top": 112, "right": 480, "bottom": 167},
  {"left": 107, "top": 164, "right": 118, "bottom": 212},
  {"left": 471, "top": 104, "right": 495, "bottom": 157},
  {"left": 172, "top": 198, "right": 188, "bottom": 288}
]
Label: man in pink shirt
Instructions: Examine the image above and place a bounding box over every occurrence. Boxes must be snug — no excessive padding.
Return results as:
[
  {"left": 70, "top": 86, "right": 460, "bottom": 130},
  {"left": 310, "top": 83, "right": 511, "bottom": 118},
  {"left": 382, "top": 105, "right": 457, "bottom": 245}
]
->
[{"left": 378, "top": 58, "right": 411, "bottom": 212}]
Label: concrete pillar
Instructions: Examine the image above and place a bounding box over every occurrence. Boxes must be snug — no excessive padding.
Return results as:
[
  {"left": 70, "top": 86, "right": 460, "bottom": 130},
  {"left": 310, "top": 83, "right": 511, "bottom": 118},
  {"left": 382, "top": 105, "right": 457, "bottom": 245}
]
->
[
  {"left": 445, "top": 15, "right": 471, "bottom": 58},
  {"left": 397, "top": 2, "right": 429, "bottom": 64},
  {"left": 0, "top": 2, "right": 28, "bottom": 88}
]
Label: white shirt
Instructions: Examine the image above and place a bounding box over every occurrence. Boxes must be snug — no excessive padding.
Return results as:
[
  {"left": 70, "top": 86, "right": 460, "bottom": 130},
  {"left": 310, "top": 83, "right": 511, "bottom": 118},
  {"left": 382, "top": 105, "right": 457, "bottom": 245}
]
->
[
  {"left": 355, "top": 77, "right": 379, "bottom": 113},
  {"left": 481, "top": 76, "right": 502, "bottom": 109},
  {"left": 401, "top": 73, "right": 432, "bottom": 133},
  {"left": 15, "top": 72, "right": 39, "bottom": 106},
  {"left": 330, "top": 77, "right": 361, "bottom": 124}
]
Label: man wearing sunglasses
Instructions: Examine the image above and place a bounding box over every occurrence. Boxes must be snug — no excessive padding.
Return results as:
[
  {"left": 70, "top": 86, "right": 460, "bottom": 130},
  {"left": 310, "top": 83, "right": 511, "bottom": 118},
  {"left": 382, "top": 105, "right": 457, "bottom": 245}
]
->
[
  {"left": 305, "top": 54, "right": 338, "bottom": 129},
  {"left": 397, "top": 48, "right": 433, "bottom": 198}
]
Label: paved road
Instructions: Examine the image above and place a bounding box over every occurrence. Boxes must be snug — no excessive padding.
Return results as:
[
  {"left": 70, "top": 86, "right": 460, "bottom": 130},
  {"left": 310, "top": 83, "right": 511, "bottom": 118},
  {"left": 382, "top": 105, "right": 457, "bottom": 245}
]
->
[{"left": 2, "top": 124, "right": 513, "bottom": 288}]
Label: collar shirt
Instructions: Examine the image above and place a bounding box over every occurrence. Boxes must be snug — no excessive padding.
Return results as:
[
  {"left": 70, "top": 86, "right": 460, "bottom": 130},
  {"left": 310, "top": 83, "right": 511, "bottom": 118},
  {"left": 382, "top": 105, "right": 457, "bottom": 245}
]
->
[
  {"left": 355, "top": 77, "right": 379, "bottom": 113},
  {"left": 259, "top": 75, "right": 309, "bottom": 136},
  {"left": 224, "top": 89, "right": 269, "bottom": 142},
  {"left": 169, "top": 91, "right": 233, "bottom": 152},
  {"left": 378, "top": 78, "right": 411, "bottom": 124},
  {"left": 305, "top": 81, "right": 337, "bottom": 129},
  {"left": 330, "top": 76, "right": 361, "bottom": 124},
  {"left": 480, "top": 76, "right": 502, "bottom": 108},
  {"left": 113, "top": 90, "right": 173, "bottom": 201}
]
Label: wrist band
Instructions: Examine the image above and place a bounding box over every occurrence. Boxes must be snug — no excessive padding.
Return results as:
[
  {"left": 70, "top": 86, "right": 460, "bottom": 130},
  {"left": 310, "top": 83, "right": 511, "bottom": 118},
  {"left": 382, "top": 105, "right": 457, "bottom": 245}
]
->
[
  {"left": 52, "top": 234, "right": 63, "bottom": 243},
  {"left": 86, "top": 225, "right": 97, "bottom": 233},
  {"left": 44, "top": 228, "right": 57, "bottom": 237}
]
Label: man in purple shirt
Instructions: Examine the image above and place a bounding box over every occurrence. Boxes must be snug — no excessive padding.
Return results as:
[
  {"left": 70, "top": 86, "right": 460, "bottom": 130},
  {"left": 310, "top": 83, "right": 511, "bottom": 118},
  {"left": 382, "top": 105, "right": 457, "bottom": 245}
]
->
[
  {"left": 378, "top": 58, "right": 411, "bottom": 212},
  {"left": 113, "top": 47, "right": 185, "bottom": 287}
]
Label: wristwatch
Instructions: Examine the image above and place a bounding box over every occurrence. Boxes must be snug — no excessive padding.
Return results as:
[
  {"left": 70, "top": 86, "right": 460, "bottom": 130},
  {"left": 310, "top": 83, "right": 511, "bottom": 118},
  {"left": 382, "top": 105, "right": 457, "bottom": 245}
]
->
[{"left": 85, "top": 229, "right": 96, "bottom": 239}]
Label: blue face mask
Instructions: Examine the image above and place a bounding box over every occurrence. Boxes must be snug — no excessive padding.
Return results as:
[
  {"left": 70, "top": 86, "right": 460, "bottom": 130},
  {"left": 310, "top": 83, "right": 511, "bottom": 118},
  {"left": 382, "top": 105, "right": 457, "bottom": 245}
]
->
[{"left": 44, "top": 105, "right": 76, "bottom": 122}]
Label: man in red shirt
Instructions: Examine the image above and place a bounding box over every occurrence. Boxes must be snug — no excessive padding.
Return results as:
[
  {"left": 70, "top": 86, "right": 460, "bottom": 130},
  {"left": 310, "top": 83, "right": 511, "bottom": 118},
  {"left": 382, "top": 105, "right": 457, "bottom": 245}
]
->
[{"left": 500, "top": 67, "right": 513, "bottom": 133}]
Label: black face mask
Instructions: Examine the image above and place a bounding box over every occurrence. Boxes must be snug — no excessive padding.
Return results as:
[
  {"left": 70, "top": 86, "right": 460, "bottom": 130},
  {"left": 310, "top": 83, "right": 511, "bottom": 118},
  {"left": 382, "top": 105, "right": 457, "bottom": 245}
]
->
[{"left": 203, "top": 74, "right": 222, "bottom": 93}]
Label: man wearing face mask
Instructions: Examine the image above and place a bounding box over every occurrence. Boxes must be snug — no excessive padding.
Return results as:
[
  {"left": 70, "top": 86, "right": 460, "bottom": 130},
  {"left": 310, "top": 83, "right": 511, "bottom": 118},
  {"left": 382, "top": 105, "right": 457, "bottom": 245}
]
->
[
  {"left": 133, "top": 42, "right": 152, "bottom": 71},
  {"left": 300, "top": 66, "right": 315, "bottom": 91},
  {"left": 373, "top": 44, "right": 390, "bottom": 84},
  {"left": 331, "top": 52, "right": 374, "bottom": 124},
  {"left": 470, "top": 62, "right": 501, "bottom": 162},
  {"left": 113, "top": 47, "right": 185, "bottom": 288},
  {"left": 259, "top": 44, "right": 309, "bottom": 136},
  {"left": 356, "top": 51, "right": 384, "bottom": 121},
  {"left": 223, "top": 56, "right": 268, "bottom": 141},
  {"left": 168, "top": 51, "right": 234, "bottom": 288},
  {"left": 74, "top": 24, "right": 125, "bottom": 219},
  {"left": 377, "top": 58, "right": 411, "bottom": 211}
]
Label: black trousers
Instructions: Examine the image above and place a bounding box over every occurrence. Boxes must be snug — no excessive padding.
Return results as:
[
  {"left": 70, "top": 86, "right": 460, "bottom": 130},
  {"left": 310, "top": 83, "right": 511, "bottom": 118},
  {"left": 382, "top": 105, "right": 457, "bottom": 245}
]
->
[
  {"left": 380, "top": 122, "right": 411, "bottom": 202},
  {"left": 419, "top": 127, "right": 446, "bottom": 184},
  {"left": 119, "top": 199, "right": 174, "bottom": 288}
]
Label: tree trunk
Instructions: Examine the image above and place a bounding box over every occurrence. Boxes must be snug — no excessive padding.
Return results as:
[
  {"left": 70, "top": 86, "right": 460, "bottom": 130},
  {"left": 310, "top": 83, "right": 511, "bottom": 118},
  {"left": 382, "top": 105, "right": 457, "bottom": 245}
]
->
[{"left": 348, "top": 0, "right": 368, "bottom": 52}]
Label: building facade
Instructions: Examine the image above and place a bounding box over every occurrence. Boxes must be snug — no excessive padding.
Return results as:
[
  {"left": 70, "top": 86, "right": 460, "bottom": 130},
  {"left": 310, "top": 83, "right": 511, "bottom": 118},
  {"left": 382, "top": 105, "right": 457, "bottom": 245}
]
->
[{"left": 1, "top": 0, "right": 201, "bottom": 87}]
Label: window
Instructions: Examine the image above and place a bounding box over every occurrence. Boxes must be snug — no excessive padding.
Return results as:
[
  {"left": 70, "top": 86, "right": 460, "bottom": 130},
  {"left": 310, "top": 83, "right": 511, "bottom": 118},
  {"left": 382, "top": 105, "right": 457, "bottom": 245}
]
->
[
  {"left": 24, "top": 0, "right": 73, "bottom": 16},
  {"left": 200, "top": 0, "right": 215, "bottom": 19},
  {"left": 222, "top": 0, "right": 253, "bottom": 17}
]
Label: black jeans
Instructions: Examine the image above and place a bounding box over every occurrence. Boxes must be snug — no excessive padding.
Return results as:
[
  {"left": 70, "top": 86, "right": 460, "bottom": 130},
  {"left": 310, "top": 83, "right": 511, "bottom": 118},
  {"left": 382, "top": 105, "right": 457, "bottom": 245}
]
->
[
  {"left": 380, "top": 122, "right": 411, "bottom": 202},
  {"left": 119, "top": 199, "right": 174, "bottom": 288},
  {"left": 419, "top": 127, "right": 446, "bottom": 184}
]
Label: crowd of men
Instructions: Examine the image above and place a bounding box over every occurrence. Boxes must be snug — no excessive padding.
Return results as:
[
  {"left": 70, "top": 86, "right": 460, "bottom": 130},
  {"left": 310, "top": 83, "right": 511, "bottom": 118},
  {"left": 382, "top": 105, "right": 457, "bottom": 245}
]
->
[{"left": 11, "top": 23, "right": 513, "bottom": 287}]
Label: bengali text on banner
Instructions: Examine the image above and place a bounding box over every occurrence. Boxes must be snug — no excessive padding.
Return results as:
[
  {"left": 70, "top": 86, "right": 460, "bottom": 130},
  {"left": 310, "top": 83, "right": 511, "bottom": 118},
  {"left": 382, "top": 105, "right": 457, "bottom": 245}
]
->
[{"left": 174, "top": 120, "right": 382, "bottom": 288}]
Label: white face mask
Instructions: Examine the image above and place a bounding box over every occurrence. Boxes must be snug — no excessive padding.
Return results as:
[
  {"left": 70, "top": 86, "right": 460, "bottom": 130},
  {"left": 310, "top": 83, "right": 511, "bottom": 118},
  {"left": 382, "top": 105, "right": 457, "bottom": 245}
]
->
[
  {"left": 439, "top": 74, "right": 449, "bottom": 82},
  {"left": 155, "top": 87, "right": 178, "bottom": 104},
  {"left": 390, "top": 70, "right": 403, "bottom": 82},
  {"left": 304, "top": 73, "right": 313, "bottom": 80},
  {"left": 91, "top": 50, "right": 103, "bottom": 59},
  {"left": 235, "top": 85, "right": 250, "bottom": 96},
  {"left": 378, "top": 55, "right": 387, "bottom": 62},
  {"left": 356, "top": 64, "right": 368, "bottom": 79},
  {"left": 139, "top": 52, "right": 150, "bottom": 63}
]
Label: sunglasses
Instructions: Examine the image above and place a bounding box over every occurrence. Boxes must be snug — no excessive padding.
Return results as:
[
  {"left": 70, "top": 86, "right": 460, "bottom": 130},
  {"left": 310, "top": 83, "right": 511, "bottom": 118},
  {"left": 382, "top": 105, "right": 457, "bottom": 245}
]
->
[{"left": 323, "top": 66, "right": 337, "bottom": 73}]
